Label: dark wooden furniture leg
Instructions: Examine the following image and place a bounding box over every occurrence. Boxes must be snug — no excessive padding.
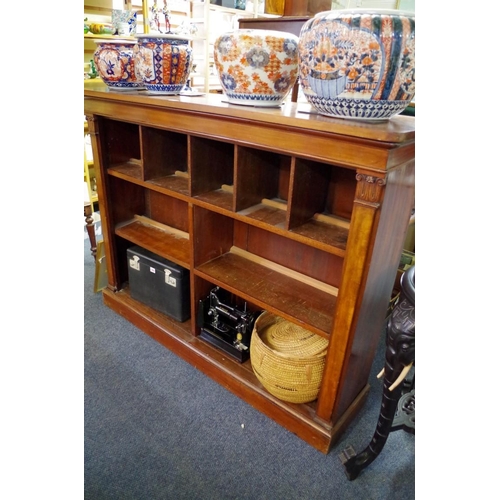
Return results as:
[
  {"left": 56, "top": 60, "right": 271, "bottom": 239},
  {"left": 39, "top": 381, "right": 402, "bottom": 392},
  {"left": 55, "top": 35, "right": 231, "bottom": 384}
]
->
[
  {"left": 340, "top": 266, "right": 415, "bottom": 480},
  {"left": 84, "top": 202, "right": 97, "bottom": 261}
]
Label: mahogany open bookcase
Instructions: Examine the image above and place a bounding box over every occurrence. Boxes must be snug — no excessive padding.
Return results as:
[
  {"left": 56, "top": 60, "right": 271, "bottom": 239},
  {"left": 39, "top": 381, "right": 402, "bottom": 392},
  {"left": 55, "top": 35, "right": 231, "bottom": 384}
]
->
[{"left": 84, "top": 85, "right": 415, "bottom": 454}]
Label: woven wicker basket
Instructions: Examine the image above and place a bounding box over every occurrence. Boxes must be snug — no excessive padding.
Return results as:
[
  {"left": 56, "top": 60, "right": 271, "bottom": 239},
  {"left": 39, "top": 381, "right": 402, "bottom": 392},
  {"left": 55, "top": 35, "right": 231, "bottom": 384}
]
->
[{"left": 250, "top": 311, "right": 329, "bottom": 404}]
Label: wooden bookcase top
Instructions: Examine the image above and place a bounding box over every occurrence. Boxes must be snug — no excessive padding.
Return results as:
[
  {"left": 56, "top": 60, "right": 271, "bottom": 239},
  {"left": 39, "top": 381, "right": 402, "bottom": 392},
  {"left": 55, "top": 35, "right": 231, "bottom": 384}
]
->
[{"left": 84, "top": 85, "right": 415, "bottom": 144}]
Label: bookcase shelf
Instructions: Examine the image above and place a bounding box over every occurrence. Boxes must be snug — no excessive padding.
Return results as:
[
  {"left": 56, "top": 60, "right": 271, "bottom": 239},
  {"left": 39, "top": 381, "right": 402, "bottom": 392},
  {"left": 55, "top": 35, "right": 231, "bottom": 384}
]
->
[
  {"left": 84, "top": 85, "right": 415, "bottom": 454},
  {"left": 115, "top": 216, "right": 191, "bottom": 269},
  {"left": 195, "top": 249, "right": 336, "bottom": 337},
  {"left": 109, "top": 160, "right": 143, "bottom": 179},
  {"left": 148, "top": 172, "right": 190, "bottom": 196}
]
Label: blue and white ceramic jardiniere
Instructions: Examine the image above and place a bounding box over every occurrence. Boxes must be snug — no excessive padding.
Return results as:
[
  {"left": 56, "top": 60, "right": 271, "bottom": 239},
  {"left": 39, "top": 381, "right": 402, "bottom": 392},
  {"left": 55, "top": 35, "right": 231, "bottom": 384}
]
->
[
  {"left": 298, "top": 9, "right": 415, "bottom": 120},
  {"left": 93, "top": 39, "right": 144, "bottom": 90},
  {"left": 133, "top": 34, "right": 193, "bottom": 94},
  {"left": 214, "top": 29, "right": 299, "bottom": 107}
]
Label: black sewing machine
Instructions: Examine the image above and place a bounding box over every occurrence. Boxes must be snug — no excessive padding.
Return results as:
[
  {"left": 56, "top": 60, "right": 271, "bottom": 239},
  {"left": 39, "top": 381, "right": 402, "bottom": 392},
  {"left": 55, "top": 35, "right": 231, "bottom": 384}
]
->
[{"left": 197, "top": 286, "right": 261, "bottom": 362}]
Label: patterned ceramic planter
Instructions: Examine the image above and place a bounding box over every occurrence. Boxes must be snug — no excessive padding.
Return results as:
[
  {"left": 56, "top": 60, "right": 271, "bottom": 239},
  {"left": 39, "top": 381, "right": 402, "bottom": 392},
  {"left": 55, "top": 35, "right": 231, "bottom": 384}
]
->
[
  {"left": 214, "top": 29, "right": 299, "bottom": 107},
  {"left": 298, "top": 9, "right": 415, "bottom": 120},
  {"left": 93, "top": 39, "right": 144, "bottom": 90},
  {"left": 133, "top": 34, "right": 193, "bottom": 94}
]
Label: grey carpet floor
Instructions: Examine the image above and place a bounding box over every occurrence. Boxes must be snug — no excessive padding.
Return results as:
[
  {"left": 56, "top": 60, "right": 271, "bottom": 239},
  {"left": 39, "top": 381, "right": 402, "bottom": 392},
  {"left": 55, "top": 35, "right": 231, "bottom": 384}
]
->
[{"left": 84, "top": 236, "right": 415, "bottom": 500}]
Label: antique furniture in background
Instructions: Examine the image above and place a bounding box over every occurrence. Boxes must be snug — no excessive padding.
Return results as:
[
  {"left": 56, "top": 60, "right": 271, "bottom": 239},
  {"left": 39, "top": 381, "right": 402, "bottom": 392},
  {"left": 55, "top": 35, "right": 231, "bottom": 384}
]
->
[
  {"left": 341, "top": 264, "right": 415, "bottom": 479},
  {"left": 84, "top": 202, "right": 97, "bottom": 261}
]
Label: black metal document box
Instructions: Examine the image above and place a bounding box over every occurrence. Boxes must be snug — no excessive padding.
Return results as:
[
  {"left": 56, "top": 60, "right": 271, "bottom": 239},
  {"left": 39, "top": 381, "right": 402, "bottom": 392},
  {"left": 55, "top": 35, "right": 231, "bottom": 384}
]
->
[{"left": 127, "top": 245, "right": 190, "bottom": 322}]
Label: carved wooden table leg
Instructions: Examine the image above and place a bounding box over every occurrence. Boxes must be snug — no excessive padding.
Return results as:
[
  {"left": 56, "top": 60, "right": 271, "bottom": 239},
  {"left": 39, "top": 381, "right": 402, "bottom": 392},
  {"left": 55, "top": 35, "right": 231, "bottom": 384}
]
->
[
  {"left": 340, "top": 265, "right": 415, "bottom": 480},
  {"left": 84, "top": 202, "right": 97, "bottom": 261}
]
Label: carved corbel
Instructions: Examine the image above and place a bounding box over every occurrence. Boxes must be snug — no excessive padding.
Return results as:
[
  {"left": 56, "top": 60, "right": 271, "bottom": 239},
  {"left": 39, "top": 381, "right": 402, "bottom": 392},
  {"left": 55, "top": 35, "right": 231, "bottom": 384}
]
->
[
  {"left": 354, "top": 173, "right": 386, "bottom": 208},
  {"left": 85, "top": 114, "right": 99, "bottom": 136}
]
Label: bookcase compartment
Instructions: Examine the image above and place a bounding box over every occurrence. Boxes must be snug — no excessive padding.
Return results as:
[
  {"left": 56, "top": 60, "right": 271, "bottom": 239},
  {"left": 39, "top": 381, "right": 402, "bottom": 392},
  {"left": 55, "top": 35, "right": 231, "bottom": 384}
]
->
[
  {"left": 234, "top": 146, "right": 291, "bottom": 227},
  {"left": 287, "top": 159, "right": 355, "bottom": 251},
  {"left": 142, "top": 126, "right": 189, "bottom": 196},
  {"left": 193, "top": 275, "right": 263, "bottom": 331},
  {"left": 192, "top": 206, "right": 339, "bottom": 337},
  {"left": 189, "top": 137, "right": 234, "bottom": 210},
  {"left": 101, "top": 118, "right": 142, "bottom": 178},
  {"left": 109, "top": 177, "right": 190, "bottom": 269},
  {"left": 190, "top": 136, "right": 235, "bottom": 210}
]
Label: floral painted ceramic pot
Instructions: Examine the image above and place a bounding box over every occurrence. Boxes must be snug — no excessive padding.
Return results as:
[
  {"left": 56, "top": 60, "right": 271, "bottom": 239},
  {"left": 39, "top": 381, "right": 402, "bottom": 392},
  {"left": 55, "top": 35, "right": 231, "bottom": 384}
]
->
[
  {"left": 93, "top": 40, "right": 144, "bottom": 90},
  {"left": 214, "top": 29, "right": 299, "bottom": 107},
  {"left": 298, "top": 9, "right": 415, "bottom": 120},
  {"left": 133, "top": 34, "right": 193, "bottom": 94}
]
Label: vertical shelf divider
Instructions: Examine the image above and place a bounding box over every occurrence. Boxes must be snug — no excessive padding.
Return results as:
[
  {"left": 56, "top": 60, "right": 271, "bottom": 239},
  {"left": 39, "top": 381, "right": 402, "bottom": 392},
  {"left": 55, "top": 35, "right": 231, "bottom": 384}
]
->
[
  {"left": 192, "top": 206, "right": 234, "bottom": 268},
  {"left": 143, "top": 126, "right": 175, "bottom": 180},
  {"left": 287, "top": 158, "right": 330, "bottom": 230},
  {"left": 234, "top": 145, "right": 281, "bottom": 213}
]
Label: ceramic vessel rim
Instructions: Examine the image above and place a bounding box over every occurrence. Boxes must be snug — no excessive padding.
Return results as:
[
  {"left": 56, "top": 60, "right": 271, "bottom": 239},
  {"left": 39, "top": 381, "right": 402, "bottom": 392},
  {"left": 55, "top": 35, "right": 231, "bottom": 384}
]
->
[
  {"left": 220, "top": 28, "right": 299, "bottom": 39},
  {"left": 314, "top": 8, "right": 415, "bottom": 18},
  {"left": 93, "top": 38, "right": 136, "bottom": 45},
  {"left": 135, "top": 33, "right": 192, "bottom": 41}
]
